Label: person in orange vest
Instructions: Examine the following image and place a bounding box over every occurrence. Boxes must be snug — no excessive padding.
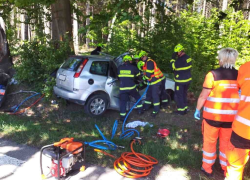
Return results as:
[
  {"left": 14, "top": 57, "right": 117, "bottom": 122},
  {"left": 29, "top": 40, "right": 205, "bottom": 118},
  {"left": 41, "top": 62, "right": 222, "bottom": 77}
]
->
[
  {"left": 139, "top": 50, "right": 168, "bottom": 117},
  {"left": 225, "top": 61, "right": 250, "bottom": 180},
  {"left": 194, "top": 48, "right": 240, "bottom": 177}
]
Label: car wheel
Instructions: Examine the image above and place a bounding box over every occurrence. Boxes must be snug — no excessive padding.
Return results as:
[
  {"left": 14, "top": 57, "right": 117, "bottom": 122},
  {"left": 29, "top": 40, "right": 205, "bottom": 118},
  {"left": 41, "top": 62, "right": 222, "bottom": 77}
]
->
[{"left": 84, "top": 94, "right": 108, "bottom": 116}]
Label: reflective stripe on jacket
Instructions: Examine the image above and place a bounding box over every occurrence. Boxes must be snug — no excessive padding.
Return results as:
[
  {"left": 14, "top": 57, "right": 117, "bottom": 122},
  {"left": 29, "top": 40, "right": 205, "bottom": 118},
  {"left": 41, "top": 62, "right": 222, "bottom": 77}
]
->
[
  {"left": 171, "top": 54, "right": 192, "bottom": 84},
  {"left": 231, "top": 61, "right": 250, "bottom": 148},
  {"left": 203, "top": 67, "right": 239, "bottom": 122},
  {"left": 118, "top": 63, "right": 140, "bottom": 91}
]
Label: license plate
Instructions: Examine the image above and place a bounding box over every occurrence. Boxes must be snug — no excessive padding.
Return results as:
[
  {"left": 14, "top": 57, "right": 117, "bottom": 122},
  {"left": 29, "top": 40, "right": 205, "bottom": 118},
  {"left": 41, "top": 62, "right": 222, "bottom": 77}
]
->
[{"left": 59, "top": 74, "right": 66, "bottom": 81}]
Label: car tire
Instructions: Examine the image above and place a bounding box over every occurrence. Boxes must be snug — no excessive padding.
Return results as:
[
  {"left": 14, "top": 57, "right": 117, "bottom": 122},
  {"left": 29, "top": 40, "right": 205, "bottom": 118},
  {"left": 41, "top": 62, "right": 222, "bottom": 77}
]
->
[{"left": 84, "top": 94, "right": 108, "bottom": 117}]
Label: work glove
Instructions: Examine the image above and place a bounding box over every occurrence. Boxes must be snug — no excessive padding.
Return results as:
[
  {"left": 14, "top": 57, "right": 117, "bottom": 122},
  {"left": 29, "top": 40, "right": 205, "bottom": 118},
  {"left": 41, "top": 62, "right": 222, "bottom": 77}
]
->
[
  {"left": 172, "top": 52, "right": 177, "bottom": 60},
  {"left": 194, "top": 109, "right": 201, "bottom": 120},
  {"left": 139, "top": 83, "right": 144, "bottom": 87}
]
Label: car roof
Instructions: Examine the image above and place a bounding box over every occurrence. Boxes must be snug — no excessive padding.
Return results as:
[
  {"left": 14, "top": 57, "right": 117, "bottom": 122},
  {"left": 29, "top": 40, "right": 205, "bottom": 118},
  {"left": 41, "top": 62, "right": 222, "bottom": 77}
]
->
[{"left": 69, "top": 55, "right": 113, "bottom": 62}]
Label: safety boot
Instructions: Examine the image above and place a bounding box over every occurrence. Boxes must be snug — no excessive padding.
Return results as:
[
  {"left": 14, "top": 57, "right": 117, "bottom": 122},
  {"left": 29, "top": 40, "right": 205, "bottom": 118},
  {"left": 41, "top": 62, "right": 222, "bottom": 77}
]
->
[
  {"left": 172, "top": 110, "right": 186, "bottom": 115},
  {"left": 151, "top": 111, "right": 158, "bottom": 117},
  {"left": 201, "top": 167, "right": 213, "bottom": 177}
]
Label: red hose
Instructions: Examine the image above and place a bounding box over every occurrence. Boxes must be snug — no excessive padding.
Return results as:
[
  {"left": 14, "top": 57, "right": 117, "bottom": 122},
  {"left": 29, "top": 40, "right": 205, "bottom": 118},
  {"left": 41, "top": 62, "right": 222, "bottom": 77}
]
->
[
  {"left": 114, "top": 140, "right": 158, "bottom": 178},
  {"left": 9, "top": 94, "right": 44, "bottom": 115}
]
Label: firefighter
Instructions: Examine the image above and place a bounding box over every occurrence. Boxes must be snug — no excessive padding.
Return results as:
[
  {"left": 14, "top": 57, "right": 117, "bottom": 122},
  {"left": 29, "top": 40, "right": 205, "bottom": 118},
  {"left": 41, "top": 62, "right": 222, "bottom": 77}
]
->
[
  {"left": 225, "top": 61, "right": 250, "bottom": 180},
  {"left": 118, "top": 55, "right": 143, "bottom": 122},
  {"left": 170, "top": 44, "right": 192, "bottom": 115},
  {"left": 194, "top": 48, "right": 240, "bottom": 177},
  {"left": 139, "top": 51, "right": 168, "bottom": 117}
]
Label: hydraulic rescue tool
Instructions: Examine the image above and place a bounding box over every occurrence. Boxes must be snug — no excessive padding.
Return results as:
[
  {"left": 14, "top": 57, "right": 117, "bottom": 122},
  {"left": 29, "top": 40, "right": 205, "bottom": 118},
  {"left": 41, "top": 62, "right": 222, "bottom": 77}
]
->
[{"left": 40, "top": 138, "right": 85, "bottom": 179}]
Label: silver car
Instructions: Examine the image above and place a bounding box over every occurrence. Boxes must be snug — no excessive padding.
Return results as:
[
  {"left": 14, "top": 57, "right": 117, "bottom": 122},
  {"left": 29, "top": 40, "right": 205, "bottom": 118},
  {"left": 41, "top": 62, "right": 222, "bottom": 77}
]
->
[{"left": 53, "top": 54, "right": 175, "bottom": 116}]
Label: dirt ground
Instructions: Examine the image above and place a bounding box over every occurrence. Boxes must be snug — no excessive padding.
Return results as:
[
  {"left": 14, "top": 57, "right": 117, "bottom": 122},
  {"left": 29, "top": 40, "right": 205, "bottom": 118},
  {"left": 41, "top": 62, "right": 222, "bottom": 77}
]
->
[{"left": 0, "top": 83, "right": 230, "bottom": 180}]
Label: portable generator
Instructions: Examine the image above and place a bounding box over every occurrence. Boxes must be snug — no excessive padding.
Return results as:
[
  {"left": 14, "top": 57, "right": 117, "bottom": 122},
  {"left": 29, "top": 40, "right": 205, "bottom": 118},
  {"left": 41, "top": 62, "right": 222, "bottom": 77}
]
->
[{"left": 40, "top": 138, "right": 85, "bottom": 179}]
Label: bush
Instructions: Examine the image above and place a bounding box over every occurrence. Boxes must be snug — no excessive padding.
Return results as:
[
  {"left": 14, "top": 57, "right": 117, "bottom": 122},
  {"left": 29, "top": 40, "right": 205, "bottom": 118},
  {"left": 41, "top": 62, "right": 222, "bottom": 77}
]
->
[
  {"left": 15, "top": 39, "right": 71, "bottom": 98},
  {"left": 81, "top": 7, "right": 249, "bottom": 94}
]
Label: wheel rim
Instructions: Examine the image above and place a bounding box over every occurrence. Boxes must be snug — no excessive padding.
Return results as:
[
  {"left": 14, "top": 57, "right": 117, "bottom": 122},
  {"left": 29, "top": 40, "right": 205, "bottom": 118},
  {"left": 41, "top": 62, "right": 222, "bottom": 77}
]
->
[{"left": 90, "top": 98, "right": 106, "bottom": 115}]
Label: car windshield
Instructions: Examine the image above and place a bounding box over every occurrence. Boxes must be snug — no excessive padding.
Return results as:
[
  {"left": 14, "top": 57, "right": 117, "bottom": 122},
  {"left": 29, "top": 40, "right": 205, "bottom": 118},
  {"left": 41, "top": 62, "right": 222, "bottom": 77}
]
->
[
  {"left": 113, "top": 52, "right": 130, "bottom": 67},
  {"left": 61, "top": 57, "right": 82, "bottom": 71}
]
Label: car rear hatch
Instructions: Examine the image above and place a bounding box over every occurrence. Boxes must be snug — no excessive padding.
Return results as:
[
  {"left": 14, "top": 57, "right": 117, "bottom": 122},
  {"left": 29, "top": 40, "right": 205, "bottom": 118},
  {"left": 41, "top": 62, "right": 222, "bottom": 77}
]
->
[{"left": 56, "top": 56, "right": 87, "bottom": 92}]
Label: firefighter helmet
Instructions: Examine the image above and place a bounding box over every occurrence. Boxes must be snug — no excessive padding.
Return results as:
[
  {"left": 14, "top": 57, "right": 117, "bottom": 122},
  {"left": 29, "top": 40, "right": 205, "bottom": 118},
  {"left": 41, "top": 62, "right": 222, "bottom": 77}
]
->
[
  {"left": 174, "top": 44, "right": 184, "bottom": 52},
  {"left": 123, "top": 55, "right": 132, "bottom": 62}
]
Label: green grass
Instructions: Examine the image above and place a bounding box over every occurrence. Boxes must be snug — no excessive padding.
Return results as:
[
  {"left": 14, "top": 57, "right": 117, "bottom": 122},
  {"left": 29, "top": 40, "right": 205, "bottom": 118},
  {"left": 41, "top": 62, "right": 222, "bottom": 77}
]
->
[{"left": 0, "top": 106, "right": 250, "bottom": 180}]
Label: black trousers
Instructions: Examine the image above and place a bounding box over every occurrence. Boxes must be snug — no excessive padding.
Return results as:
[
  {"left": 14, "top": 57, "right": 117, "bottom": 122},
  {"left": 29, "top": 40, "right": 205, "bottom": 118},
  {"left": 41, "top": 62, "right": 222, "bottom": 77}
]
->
[
  {"left": 143, "top": 83, "right": 161, "bottom": 113},
  {"left": 160, "top": 78, "right": 169, "bottom": 106},
  {"left": 174, "top": 83, "right": 190, "bottom": 114},
  {"left": 120, "top": 88, "right": 142, "bottom": 120}
]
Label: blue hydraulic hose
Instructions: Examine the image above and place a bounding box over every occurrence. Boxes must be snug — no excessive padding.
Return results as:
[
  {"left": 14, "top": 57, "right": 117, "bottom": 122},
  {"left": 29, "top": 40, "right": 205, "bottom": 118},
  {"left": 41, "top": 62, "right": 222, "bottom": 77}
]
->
[
  {"left": 13, "top": 93, "right": 40, "bottom": 113},
  {"left": 111, "top": 120, "right": 118, "bottom": 140},
  {"left": 112, "top": 83, "right": 150, "bottom": 139},
  {"left": 85, "top": 124, "right": 117, "bottom": 150}
]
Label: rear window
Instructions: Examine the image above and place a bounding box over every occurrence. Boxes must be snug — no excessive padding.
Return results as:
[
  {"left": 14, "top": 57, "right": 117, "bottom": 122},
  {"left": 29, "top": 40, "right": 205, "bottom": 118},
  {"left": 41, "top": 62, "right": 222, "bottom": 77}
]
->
[
  {"left": 61, "top": 57, "right": 82, "bottom": 71},
  {"left": 90, "top": 61, "right": 109, "bottom": 76}
]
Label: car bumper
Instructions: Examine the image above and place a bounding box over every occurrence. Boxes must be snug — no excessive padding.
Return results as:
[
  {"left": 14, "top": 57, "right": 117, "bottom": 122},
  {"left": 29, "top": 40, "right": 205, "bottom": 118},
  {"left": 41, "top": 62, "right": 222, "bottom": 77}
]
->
[{"left": 53, "top": 86, "right": 86, "bottom": 105}]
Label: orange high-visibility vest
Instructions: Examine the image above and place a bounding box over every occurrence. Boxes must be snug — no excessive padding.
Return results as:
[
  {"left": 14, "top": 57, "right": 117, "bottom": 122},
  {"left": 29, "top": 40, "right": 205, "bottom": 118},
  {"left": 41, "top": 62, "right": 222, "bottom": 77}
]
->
[
  {"left": 203, "top": 68, "right": 239, "bottom": 122},
  {"left": 231, "top": 62, "right": 250, "bottom": 146},
  {"left": 142, "top": 59, "right": 163, "bottom": 81}
]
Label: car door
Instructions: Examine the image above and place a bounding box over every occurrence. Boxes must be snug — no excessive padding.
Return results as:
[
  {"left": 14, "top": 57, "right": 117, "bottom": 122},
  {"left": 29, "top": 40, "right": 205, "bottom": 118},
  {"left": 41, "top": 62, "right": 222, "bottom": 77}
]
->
[{"left": 105, "top": 61, "right": 120, "bottom": 110}]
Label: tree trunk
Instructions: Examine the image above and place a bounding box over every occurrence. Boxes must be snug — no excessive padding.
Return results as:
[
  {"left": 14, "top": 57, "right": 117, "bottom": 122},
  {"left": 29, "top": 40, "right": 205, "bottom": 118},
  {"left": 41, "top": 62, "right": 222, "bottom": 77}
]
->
[
  {"left": 51, "top": 0, "right": 73, "bottom": 50},
  {"left": 86, "top": 1, "right": 90, "bottom": 49},
  {"left": 0, "top": 23, "right": 13, "bottom": 74},
  {"left": 73, "top": 3, "right": 79, "bottom": 54},
  {"left": 107, "top": 13, "right": 117, "bottom": 42},
  {"left": 222, "top": 0, "right": 228, "bottom": 11}
]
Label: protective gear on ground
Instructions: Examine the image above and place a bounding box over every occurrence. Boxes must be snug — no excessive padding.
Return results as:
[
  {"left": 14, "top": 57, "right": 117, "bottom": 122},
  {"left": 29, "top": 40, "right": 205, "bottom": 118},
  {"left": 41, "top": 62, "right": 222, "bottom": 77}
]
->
[
  {"left": 194, "top": 109, "right": 200, "bottom": 120},
  {"left": 139, "top": 50, "right": 148, "bottom": 58},
  {"left": 202, "top": 120, "right": 232, "bottom": 174},
  {"left": 174, "top": 44, "right": 184, "bottom": 52},
  {"left": 123, "top": 55, "right": 132, "bottom": 62},
  {"left": 118, "top": 62, "right": 142, "bottom": 121},
  {"left": 226, "top": 61, "right": 250, "bottom": 180},
  {"left": 137, "top": 61, "right": 145, "bottom": 71}
]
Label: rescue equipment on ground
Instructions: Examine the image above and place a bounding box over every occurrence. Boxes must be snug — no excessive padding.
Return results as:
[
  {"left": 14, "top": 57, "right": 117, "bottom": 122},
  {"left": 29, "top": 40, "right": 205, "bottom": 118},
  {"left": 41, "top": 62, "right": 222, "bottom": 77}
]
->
[
  {"left": 40, "top": 138, "right": 86, "bottom": 180},
  {"left": 157, "top": 128, "right": 170, "bottom": 138},
  {"left": 114, "top": 138, "right": 158, "bottom": 178}
]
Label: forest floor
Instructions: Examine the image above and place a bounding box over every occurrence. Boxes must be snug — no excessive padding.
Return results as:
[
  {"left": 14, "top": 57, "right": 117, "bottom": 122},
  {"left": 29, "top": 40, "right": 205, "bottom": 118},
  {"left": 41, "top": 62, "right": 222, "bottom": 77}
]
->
[{"left": 0, "top": 83, "right": 249, "bottom": 180}]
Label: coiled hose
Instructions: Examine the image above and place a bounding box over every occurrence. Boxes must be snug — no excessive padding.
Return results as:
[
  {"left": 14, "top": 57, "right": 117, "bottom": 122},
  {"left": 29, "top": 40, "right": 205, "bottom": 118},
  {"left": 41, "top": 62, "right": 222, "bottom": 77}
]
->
[
  {"left": 114, "top": 139, "right": 158, "bottom": 178},
  {"left": 112, "top": 83, "right": 150, "bottom": 140},
  {"left": 96, "top": 139, "right": 158, "bottom": 178}
]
